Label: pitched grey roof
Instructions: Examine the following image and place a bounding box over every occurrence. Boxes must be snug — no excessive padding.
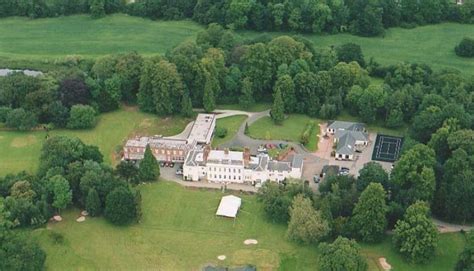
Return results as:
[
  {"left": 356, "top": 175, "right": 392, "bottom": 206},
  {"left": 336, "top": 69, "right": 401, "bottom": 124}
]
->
[
  {"left": 335, "top": 130, "right": 368, "bottom": 142},
  {"left": 291, "top": 155, "right": 304, "bottom": 169},
  {"left": 268, "top": 161, "right": 291, "bottom": 172},
  {"left": 328, "top": 121, "right": 365, "bottom": 132},
  {"left": 254, "top": 155, "right": 269, "bottom": 171},
  {"left": 336, "top": 133, "right": 356, "bottom": 155}
]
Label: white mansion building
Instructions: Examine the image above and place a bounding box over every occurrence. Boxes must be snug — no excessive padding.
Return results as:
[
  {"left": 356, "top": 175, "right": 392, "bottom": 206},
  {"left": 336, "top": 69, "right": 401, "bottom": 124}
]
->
[{"left": 183, "top": 147, "right": 303, "bottom": 185}]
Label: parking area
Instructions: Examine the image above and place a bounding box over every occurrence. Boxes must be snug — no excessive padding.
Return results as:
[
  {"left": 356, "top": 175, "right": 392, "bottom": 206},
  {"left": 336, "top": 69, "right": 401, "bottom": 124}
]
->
[{"left": 159, "top": 163, "right": 183, "bottom": 182}]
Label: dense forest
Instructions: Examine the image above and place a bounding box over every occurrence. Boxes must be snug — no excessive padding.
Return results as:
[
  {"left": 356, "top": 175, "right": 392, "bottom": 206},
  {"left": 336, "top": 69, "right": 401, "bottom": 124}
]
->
[{"left": 1, "top": 0, "right": 473, "bottom": 36}]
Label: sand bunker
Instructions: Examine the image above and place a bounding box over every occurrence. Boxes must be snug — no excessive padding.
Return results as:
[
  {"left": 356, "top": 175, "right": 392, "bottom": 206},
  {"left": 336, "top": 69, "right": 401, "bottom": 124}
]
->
[
  {"left": 81, "top": 210, "right": 89, "bottom": 216},
  {"left": 244, "top": 239, "right": 258, "bottom": 245},
  {"left": 76, "top": 216, "right": 85, "bottom": 222},
  {"left": 53, "top": 215, "right": 62, "bottom": 222},
  {"left": 379, "top": 258, "right": 392, "bottom": 270},
  {"left": 217, "top": 255, "right": 226, "bottom": 261}
]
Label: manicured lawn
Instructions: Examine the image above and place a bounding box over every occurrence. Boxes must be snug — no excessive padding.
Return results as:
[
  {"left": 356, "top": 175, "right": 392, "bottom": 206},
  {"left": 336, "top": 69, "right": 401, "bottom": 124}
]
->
[
  {"left": 0, "top": 14, "right": 201, "bottom": 60},
  {"left": 248, "top": 115, "right": 319, "bottom": 151},
  {"left": 31, "top": 181, "right": 318, "bottom": 270},
  {"left": 0, "top": 107, "right": 190, "bottom": 176},
  {"left": 30, "top": 181, "right": 464, "bottom": 270},
  {"left": 240, "top": 23, "right": 474, "bottom": 74},
  {"left": 361, "top": 233, "right": 465, "bottom": 271},
  {"left": 212, "top": 115, "right": 248, "bottom": 147}
]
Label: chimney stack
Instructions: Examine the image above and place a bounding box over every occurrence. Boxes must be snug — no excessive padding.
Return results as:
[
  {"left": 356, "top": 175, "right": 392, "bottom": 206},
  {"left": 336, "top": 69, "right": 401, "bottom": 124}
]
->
[
  {"left": 243, "top": 147, "right": 251, "bottom": 167},
  {"left": 203, "top": 145, "right": 211, "bottom": 161}
]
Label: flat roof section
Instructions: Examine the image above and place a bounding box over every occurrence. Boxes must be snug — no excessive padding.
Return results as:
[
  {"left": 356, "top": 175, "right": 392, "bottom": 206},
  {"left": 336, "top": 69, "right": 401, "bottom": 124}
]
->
[{"left": 187, "top": 114, "right": 216, "bottom": 144}]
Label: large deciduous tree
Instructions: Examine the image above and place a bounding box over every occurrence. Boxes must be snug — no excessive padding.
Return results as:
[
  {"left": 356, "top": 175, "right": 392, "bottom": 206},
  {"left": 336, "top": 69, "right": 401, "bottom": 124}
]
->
[
  {"left": 104, "top": 187, "right": 137, "bottom": 225},
  {"left": 319, "top": 237, "right": 368, "bottom": 271},
  {"left": 393, "top": 201, "right": 438, "bottom": 263},
  {"left": 49, "top": 175, "right": 72, "bottom": 214},
  {"left": 351, "top": 183, "right": 388, "bottom": 243},
  {"left": 286, "top": 195, "right": 329, "bottom": 244}
]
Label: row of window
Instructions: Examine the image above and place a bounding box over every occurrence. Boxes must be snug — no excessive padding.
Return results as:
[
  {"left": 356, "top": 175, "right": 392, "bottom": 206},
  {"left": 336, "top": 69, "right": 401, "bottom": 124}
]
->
[
  {"left": 127, "top": 147, "right": 184, "bottom": 156},
  {"left": 209, "top": 167, "right": 241, "bottom": 173},
  {"left": 211, "top": 174, "right": 242, "bottom": 181}
]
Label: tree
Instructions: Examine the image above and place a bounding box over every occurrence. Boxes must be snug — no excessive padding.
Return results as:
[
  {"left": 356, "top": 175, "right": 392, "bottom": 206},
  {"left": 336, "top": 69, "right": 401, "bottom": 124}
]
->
[
  {"left": 116, "top": 160, "right": 139, "bottom": 185},
  {"left": 455, "top": 37, "right": 474, "bottom": 58},
  {"left": 203, "top": 74, "right": 216, "bottom": 112},
  {"left": 351, "top": 183, "right": 388, "bottom": 243},
  {"left": 181, "top": 91, "right": 194, "bottom": 118},
  {"left": 90, "top": 0, "right": 105, "bottom": 18},
  {"left": 357, "top": 162, "right": 389, "bottom": 192},
  {"left": 274, "top": 75, "right": 296, "bottom": 113},
  {"left": 244, "top": 122, "right": 249, "bottom": 135},
  {"left": 67, "top": 104, "right": 96, "bottom": 129},
  {"left": 5, "top": 108, "right": 37, "bottom": 130},
  {"left": 0, "top": 227, "right": 46, "bottom": 271},
  {"left": 85, "top": 188, "right": 101, "bottom": 217},
  {"left": 336, "top": 43, "right": 366, "bottom": 67},
  {"left": 271, "top": 87, "right": 284, "bottom": 125},
  {"left": 393, "top": 201, "right": 438, "bottom": 263},
  {"left": 391, "top": 144, "right": 436, "bottom": 207},
  {"left": 239, "top": 77, "right": 254, "bottom": 110},
  {"left": 104, "top": 187, "right": 137, "bottom": 225},
  {"left": 286, "top": 195, "right": 329, "bottom": 244},
  {"left": 49, "top": 175, "right": 72, "bottom": 214},
  {"left": 58, "top": 77, "right": 91, "bottom": 108},
  {"left": 456, "top": 231, "right": 474, "bottom": 271},
  {"left": 138, "top": 145, "right": 159, "bottom": 182},
  {"left": 319, "top": 237, "right": 368, "bottom": 271}
]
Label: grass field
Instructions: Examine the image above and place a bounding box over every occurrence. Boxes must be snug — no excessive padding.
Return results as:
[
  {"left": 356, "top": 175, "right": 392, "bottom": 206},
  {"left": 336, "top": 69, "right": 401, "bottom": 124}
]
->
[
  {"left": 241, "top": 23, "right": 474, "bottom": 74},
  {"left": 0, "top": 107, "right": 190, "bottom": 176},
  {"left": 0, "top": 15, "right": 473, "bottom": 74},
  {"left": 30, "top": 181, "right": 464, "bottom": 270},
  {"left": 335, "top": 110, "right": 408, "bottom": 137},
  {"left": 212, "top": 115, "right": 247, "bottom": 147},
  {"left": 32, "top": 181, "right": 318, "bottom": 270},
  {"left": 248, "top": 115, "right": 319, "bottom": 151},
  {"left": 0, "top": 14, "right": 201, "bottom": 60}
]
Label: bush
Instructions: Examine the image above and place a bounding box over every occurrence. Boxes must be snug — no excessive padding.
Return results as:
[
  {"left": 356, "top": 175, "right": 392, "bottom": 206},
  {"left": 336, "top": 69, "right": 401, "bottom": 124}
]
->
[
  {"left": 105, "top": 187, "right": 137, "bottom": 225},
  {"left": 49, "top": 231, "right": 65, "bottom": 245},
  {"left": 0, "top": 106, "right": 12, "bottom": 122},
  {"left": 215, "top": 126, "right": 228, "bottom": 138},
  {"left": 300, "top": 121, "right": 315, "bottom": 145},
  {"left": 5, "top": 108, "right": 38, "bottom": 130},
  {"left": 455, "top": 38, "right": 474, "bottom": 58},
  {"left": 67, "top": 104, "right": 96, "bottom": 129}
]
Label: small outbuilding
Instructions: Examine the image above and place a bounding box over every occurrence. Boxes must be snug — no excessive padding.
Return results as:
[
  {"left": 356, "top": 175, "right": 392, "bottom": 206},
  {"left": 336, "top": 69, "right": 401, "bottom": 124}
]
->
[{"left": 216, "top": 195, "right": 242, "bottom": 218}]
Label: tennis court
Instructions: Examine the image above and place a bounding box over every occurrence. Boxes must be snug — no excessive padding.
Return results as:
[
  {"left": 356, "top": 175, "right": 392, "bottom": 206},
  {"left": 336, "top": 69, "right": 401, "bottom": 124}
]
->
[{"left": 372, "top": 134, "right": 404, "bottom": 162}]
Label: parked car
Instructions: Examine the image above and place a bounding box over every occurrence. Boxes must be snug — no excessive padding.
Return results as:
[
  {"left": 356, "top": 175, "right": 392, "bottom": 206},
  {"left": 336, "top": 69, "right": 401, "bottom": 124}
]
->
[
  {"left": 313, "top": 175, "right": 321, "bottom": 183},
  {"left": 257, "top": 145, "right": 267, "bottom": 153},
  {"left": 279, "top": 143, "right": 287, "bottom": 149},
  {"left": 160, "top": 162, "right": 165, "bottom": 167},
  {"left": 175, "top": 169, "right": 183, "bottom": 175},
  {"left": 170, "top": 162, "right": 175, "bottom": 168}
]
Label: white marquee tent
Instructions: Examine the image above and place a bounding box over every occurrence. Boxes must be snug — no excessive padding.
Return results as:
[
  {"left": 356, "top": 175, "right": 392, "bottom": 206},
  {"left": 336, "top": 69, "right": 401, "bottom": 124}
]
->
[{"left": 216, "top": 195, "right": 242, "bottom": 218}]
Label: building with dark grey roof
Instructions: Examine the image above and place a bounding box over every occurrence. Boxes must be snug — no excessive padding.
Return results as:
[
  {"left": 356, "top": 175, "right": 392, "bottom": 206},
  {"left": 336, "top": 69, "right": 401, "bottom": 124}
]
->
[{"left": 326, "top": 121, "right": 369, "bottom": 160}]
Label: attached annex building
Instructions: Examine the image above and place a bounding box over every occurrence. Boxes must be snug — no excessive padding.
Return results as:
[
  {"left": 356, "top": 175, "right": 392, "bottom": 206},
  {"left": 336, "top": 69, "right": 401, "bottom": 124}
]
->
[
  {"left": 123, "top": 113, "right": 216, "bottom": 162},
  {"left": 326, "top": 121, "right": 369, "bottom": 161},
  {"left": 183, "top": 147, "right": 303, "bottom": 184}
]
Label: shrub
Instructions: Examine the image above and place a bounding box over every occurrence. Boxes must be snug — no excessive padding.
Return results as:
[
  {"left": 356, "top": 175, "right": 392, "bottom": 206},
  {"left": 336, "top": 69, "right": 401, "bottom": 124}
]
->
[
  {"left": 105, "top": 187, "right": 137, "bottom": 225},
  {"left": 49, "top": 231, "right": 65, "bottom": 245},
  {"left": 455, "top": 37, "right": 474, "bottom": 58},
  {"left": 0, "top": 106, "right": 12, "bottom": 122},
  {"left": 5, "top": 108, "right": 38, "bottom": 130},
  {"left": 300, "top": 121, "right": 315, "bottom": 145},
  {"left": 67, "top": 104, "right": 96, "bottom": 129},
  {"left": 215, "top": 126, "right": 228, "bottom": 138}
]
